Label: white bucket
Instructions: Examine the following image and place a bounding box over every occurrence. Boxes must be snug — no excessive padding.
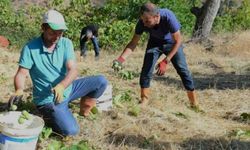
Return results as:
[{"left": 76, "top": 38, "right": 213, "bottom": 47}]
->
[
  {"left": 96, "top": 84, "right": 112, "bottom": 111},
  {"left": 0, "top": 111, "right": 44, "bottom": 150}
]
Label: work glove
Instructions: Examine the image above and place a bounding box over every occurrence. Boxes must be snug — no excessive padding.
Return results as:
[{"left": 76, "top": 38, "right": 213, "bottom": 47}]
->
[
  {"left": 156, "top": 59, "right": 169, "bottom": 76},
  {"left": 112, "top": 56, "right": 125, "bottom": 72},
  {"left": 8, "top": 89, "right": 23, "bottom": 111},
  {"left": 52, "top": 84, "right": 65, "bottom": 104}
]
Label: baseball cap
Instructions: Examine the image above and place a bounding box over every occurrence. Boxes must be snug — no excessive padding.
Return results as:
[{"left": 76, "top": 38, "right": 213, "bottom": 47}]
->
[
  {"left": 86, "top": 30, "right": 93, "bottom": 38},
  {"left": 42, "top": 9, "right": 68, "bottom": 30}
]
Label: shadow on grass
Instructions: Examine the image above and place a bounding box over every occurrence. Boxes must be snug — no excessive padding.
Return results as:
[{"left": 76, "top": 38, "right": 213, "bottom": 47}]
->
[
  {"left": 154, "top": 72, "right": 250, "bottom": 90},
  {"left": 107, "top": 133, "right": 171, "bottom": 149},
  {"left": 181, "top": 137, "right": 250, "bottom": 150},
  {"left": 193, "top": 72, "right": 250, "bottom": 90},
  {"left": 107, "top": 133, "right": 250, "bottom": 150}
]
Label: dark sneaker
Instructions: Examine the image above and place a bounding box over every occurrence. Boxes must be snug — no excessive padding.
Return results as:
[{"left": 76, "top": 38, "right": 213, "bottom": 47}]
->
[{"left": 95, "top": 55, "right": 99, "bottom": 61}]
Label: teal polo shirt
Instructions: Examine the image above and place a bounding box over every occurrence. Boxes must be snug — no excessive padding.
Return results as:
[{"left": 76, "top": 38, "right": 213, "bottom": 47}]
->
[{"left": 19, "top": 36, "right": 76, "bottom": 106}]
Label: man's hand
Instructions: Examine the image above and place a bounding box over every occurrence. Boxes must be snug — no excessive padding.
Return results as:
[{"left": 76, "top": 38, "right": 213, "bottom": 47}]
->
[
  {"left": 8, "top": 89, "right": 23, "bottom": 110},
  {"left": 112, "top": 60, "right": 123, "bottom": 72},
  {"left": 52, "top": 84, "right": 65, "bottom": 104},
  {"left": 156, "top": 59, "right": 169, "bottom": 76},
  {"left": 112, "top": 56, "right": 125, "bottom": 72}
]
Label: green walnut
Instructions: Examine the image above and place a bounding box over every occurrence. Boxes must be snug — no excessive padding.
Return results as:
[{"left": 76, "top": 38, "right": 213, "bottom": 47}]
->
[
  {"left": 91, "top": 106, "right": 99, "bottom": 114},
  {"left": 10, "top": 105, "right": 17, "bottom": 111},
  {"left": 22, "top": 110, "right": 31, "bottom": 120},
  {"left": 18, "top": 117, "right": 25, "bottom": 124}
]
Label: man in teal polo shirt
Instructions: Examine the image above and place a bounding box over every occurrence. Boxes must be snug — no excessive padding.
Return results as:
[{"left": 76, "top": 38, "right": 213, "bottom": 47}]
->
[{"left": 10, "top": 10, "right": 108, "bottom": 136}]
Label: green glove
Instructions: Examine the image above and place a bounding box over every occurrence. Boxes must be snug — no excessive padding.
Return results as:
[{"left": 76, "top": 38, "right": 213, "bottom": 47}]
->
[{"left": 52, "top": 84, "right": 65, "bottom": 104}]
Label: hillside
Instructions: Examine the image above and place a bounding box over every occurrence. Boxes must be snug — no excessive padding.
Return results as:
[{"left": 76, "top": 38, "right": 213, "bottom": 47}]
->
[{"left": 0, "top": 31, "right": 250, "bottom": 149}]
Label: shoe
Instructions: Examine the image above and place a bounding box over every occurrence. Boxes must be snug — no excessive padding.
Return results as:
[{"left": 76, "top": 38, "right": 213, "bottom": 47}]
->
[
  {"left": 80, "top": 98, "right": 96, "bottom": 117},
  {"left": 187, "top": 90, "right": 199, "bottom": 107},
  {"left": 95, "top": 55, "right": 99, "bottom": 61}
]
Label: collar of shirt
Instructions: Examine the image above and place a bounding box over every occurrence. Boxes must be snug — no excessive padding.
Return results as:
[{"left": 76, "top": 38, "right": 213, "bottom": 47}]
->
[{"left": 39, "top": 36, "right": 61, "bottom": 53}]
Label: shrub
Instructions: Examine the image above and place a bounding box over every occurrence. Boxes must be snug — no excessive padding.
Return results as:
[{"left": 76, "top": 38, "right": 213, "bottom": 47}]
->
[{"left": 0, "top": 0, "right": 249, "bottom": 50}]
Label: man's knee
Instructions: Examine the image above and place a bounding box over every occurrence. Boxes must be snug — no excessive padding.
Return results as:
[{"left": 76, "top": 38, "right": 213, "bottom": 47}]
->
[
  {"left": 96, "top": 75, "right": 108, "bottom": 88},
  {"left": 62, "top": 125, "right": 79, "bottom": 136},
  {"left": 92, "top": 75, "right": 108, "bottom": 98}
]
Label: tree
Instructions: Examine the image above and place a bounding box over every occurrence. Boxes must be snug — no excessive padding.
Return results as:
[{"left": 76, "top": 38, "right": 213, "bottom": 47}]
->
[{"left": 191, "top": 0, "right": 221, "bottom": 41}]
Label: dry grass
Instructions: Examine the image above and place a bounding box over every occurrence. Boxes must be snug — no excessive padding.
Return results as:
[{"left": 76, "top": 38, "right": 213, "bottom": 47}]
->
[{"left": 1, "top": 31, "right": 250, "bottom": 150}]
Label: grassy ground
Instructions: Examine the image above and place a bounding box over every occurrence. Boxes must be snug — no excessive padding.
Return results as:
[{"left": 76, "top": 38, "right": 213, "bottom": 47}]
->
[{"left": 0, "top": 31, "right": 250, "bottom": 149}]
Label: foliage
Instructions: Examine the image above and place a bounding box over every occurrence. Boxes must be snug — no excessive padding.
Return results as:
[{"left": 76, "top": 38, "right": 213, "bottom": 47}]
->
[
  {"left": 47, "top": 139, "right": 92, "bottom": 150},
  {"left": 230, "top": 129, "right": 250, "bottom": 138},
  {"left": 47, "top": 140, "right": 63, "bottom": 150},
  {"left": 0, "top": 0, "right": 44, "bottom": 48},
  {"left": 157, "top": 0, "right": 195, "bottom": 35},
  {"left": 39, "top": 127, "right": 53, "bottom": 141},
  {"left": 101, "top": 20, "right": 134, "bottom": 49},
  {"left": 230, "top": 0, "right": 250, "bottom": 30},
  {"left": 113, "top": 90, "right": 133, "bottom": 107},
  {"left": 119, "top": 70, "right": 140, "bottom": 80},
  {"left": 213, "top": 0, "right": 250, "bottom": 32},
  {"left": 128, "top": 105, "right": 141, "bottom": 117},
  {"left": 172, "top": 112, "right": 188, "bottom": 119},
  {"left": 142, "top": 135, "right": 158, "bottom": 148},
  {"left": 0, "top": 73, "right": 7, "bottom": 84},
  {"left": 0, "top": 0, "right": 250, "bottom": 50},
  {"left": 113, "top": 90, "right": 132, "bottom": 103}
]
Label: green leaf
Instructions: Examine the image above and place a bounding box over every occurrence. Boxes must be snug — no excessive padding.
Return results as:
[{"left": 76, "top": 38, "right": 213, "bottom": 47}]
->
[
  {"left": 113, "top": 94, "right": 122, "bottom": 103},
  {"left": 39, "top": 127, "right": 53, "bottom": 141},
  {"left": 77, "top": 140, "right": 91, "bottom": 150},
  {"left": 47, "top": 140, "right": 64, "bottom": 150},
  {"left": 88, "top": 112, "right": 97, "bottom": 120},
  {"left": 128, "top": 105, "right": 141, "bottom": 117},
  {"left": 231, "top": 129, "right": 250, "bottom": 138},
  {"left": 68, "top": 144, "right": 78, "bottom": 150},
  {"left": 172, "top": 112, "right": 188, "bottom": 119},
  {"left": 112, "top": 94, "right": 124, "bottom": 108}
]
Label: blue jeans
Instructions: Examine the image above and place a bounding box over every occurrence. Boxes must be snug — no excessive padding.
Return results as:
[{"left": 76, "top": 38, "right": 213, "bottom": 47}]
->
[
  {"left": 37, "top": 75, "right": 108, "bottom": 136},
  {"left": 80, "top": 37, "right": 100, "bottom": 57},
  {"left": 140, "top": 43, "right": 194, "bottom": 91}
]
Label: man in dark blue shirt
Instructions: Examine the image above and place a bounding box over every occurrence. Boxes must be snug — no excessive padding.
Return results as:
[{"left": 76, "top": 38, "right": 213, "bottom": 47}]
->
[{"left": 112, "top": 2, "right": 199, "bottom": 108}]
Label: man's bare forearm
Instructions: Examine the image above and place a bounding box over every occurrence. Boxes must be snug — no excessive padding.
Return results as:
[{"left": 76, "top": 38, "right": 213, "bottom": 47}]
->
[
  {"left": 60, "top": 68, "right": 78, "bottom": 88},
  {"left": 14, "top": 67, "right": 28, "bottom": 91}
]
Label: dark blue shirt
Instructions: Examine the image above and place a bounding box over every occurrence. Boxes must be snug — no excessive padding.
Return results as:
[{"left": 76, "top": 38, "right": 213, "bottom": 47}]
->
[{"left": 135, "top": 9, "right": 181, "bottom": 45}]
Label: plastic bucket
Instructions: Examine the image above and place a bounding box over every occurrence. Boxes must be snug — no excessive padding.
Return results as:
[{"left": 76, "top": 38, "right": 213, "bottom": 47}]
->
[
  {"left": 96, "top": 84, "right": 112, "bottom": 111},
  {"left": 0, "top": 111, "right": 44, "bottom": 150}
]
